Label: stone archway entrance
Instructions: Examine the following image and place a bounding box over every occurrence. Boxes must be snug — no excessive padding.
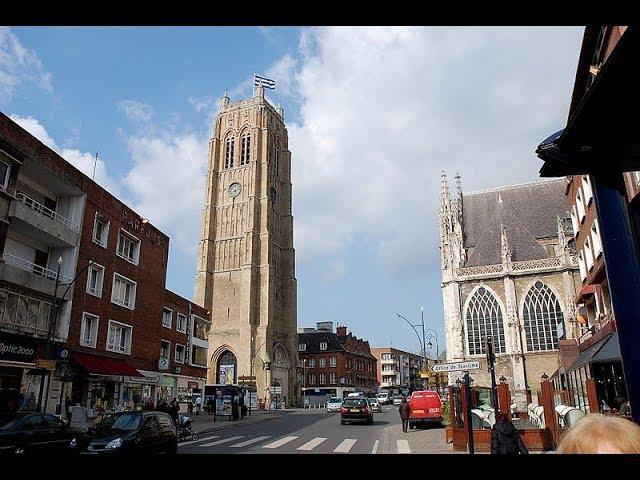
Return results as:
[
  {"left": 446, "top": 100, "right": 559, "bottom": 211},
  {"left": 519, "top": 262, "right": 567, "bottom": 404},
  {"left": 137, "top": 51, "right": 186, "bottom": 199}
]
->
[{"left": 271, "top": 344, "right": 290, "bottom": 406}]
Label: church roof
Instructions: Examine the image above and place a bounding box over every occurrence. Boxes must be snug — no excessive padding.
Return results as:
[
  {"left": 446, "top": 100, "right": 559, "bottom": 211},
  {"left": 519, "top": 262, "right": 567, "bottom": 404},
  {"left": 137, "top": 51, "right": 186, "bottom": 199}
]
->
[{"left": 462, "top": 178, "right": 568, "bottom": 267}]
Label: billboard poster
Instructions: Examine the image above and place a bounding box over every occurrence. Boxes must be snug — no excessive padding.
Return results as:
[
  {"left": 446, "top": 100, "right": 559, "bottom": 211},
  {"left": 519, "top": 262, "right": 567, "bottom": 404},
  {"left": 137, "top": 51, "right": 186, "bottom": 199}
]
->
[
  {"left": 215, "top": 387, "right": 234, "bottom": 416},
  {"left": 219, "top": 365, "right": 235, "bottom": 385}
]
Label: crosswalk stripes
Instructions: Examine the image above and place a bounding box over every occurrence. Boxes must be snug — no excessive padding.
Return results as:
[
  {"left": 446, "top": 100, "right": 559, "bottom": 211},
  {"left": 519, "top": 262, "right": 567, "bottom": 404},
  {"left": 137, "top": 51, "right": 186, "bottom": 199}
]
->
[
  {"left": 372, "top": 440, "right": 379, "bottom": 454},
  {"left": 333, "top": 439, "right": 357, "bottom": 453},
  {"left": 262, "top": 436, "right": 299, "bottom": 449},
  {"left": 230, "top": 436, "right": 271, "bottom": 448},
  {"left": 297, "top": 437, "right": 327, "bottom": 451},
  {"left": 199, "top": 435, "right": 244, "bottom": 447},
  {"left": 396, "top": 439, "right": 411, "bottom": 454},
  {"left": 178, "top": 435, "right": 219, "bottom": 447}
]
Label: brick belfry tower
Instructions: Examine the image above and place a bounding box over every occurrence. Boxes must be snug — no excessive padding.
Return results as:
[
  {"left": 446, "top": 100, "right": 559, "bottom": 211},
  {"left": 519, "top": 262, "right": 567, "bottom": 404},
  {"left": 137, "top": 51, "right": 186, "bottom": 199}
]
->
[{"left": 194, "top": 85, "right": 298, "bottom": 406}]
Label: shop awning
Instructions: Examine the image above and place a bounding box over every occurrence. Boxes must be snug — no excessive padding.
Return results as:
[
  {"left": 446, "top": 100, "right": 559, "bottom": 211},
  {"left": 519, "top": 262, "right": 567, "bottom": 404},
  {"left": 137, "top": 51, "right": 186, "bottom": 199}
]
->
[
  {"left": 73, "top": 352, "right": 143, "bottom": 377},
  {"left": 575, "top": 284, "right": 597, "bottom": 304},
  {"left": 567, "top": 333, "right": 614, "bottom": 372},
  {"left": 592, "top": 332, "right": 622, "bottom": 363}
]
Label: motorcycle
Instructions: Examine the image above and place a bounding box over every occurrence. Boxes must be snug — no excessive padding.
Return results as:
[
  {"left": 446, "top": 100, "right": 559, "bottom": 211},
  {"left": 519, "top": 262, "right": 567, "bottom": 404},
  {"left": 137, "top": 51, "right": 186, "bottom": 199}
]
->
[{"left": 176, "top": 415, "right": 200, "bottom": 442}]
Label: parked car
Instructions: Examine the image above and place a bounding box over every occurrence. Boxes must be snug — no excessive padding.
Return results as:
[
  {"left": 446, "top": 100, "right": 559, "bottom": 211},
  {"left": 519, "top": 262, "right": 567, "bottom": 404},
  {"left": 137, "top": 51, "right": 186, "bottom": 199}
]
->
[
  {"left": 0, "top": 411, "right": 79, "bottom": 455},
  {"left": 367, "top": 398, "right": 381, "bottom": 413},
  {"left": 75, "top": 411, "right": 177, "bottom": 455},
  {"left": 376, "top": 392, "right": 391, "bottom": 405},
  {"left": 408, "top": 390, "right": 443, "bottom": 428},
  {"left": 392, "top": 395, "right": 404, "bottom": 406},
  {"left": 340, "top": 398, "right": 373, "bottom": 425},
  {"left": 326, "top": 397, "right": 343, "bottom": 413}
]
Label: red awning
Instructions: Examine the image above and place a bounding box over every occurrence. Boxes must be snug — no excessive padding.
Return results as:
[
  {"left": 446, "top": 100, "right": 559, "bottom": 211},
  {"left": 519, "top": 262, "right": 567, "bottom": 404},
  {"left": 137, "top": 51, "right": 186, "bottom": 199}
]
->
[
  {"left": 576, "top": 284, "right": 598, "bottom": 304},
  {"left": 73, "top": 352, "right": 143, "bottom": 377}
]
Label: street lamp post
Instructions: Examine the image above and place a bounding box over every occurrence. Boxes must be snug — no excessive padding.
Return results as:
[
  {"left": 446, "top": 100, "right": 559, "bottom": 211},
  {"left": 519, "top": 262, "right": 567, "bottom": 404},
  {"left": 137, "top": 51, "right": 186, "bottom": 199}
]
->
[
  {"left": 396, "top": 311, "right": 426, "bottom": 389},
  {"left": 37, "top": 258, "right": 94, "bottom": 413},
  {"left": 426, "top": 329, "right": 440, "bottom": 393},
  {"left": 249, "top": 337, "right": 269, "bottom": 415}
]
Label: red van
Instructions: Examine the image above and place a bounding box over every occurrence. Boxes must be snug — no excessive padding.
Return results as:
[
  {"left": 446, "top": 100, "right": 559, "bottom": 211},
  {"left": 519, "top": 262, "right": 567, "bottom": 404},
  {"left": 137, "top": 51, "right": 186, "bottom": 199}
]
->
[{"left": 408, "top": 390, "right": 443, "bottom": 428}]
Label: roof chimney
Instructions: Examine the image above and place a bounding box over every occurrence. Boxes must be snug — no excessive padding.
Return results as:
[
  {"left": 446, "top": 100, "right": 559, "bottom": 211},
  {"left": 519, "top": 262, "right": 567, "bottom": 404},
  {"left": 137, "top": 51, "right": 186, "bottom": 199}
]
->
[{"left": 336, "top": 325, "right": 347, "bottom": 337}]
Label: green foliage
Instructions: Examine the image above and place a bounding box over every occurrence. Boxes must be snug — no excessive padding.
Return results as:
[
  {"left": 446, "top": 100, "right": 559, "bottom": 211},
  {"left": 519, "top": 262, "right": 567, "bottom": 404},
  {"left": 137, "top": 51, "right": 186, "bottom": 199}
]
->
[{"left": 441, "top": 400, "right": 451, "bottom": 425}]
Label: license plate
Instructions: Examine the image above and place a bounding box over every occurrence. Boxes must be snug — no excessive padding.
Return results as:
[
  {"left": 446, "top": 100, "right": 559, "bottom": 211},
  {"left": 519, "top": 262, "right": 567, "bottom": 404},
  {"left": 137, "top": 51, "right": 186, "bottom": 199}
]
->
[
  {"left": 350, "top": 409, "right": 359, "bottom": 413},
  {"left": 429, "top": 408, "right": 440, "bottom": 413},
  {"left": 413, "top": 409, "right": 424, "bottom": 414}
]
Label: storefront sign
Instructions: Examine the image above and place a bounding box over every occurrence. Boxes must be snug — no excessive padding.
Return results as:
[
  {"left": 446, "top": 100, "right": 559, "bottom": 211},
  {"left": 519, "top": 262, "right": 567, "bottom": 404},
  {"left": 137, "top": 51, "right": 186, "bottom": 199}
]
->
[
  {"left": 0, "top": 336, "right": 36, "bottom": 363},
  {"left": 124, "top": 371, "right": 160, "bottom": 384},
  {"left": 188, "top": 381, "right": 199, "bottom": 389},
  {"left": 35, "top": 359, "right": 56, "bottom": 370}
]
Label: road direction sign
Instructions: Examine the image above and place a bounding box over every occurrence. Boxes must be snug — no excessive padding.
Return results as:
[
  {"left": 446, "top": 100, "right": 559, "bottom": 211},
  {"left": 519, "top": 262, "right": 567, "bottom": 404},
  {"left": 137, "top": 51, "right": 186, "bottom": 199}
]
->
[
  {"left": 238, "top": 375, "right": 256, "bottom": 381},
  {"left": 268, "top": 386, "right": 282, "bottom": 394},
  {"left": 432, "top": 361, "right": 481, "bottom": 373}
]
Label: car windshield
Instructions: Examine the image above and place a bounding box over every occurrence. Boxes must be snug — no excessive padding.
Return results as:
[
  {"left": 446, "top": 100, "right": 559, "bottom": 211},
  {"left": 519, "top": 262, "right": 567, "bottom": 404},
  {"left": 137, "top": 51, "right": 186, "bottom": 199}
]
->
[
  {"left": 328, "top": 398, "right": 341, "bottom": 403},
  {"left": 0, "top": 413, "right": 28, "bottom": 431},
  {"left": 368, "top": 399, "right": 377, "bottom": 403},
  {"left": 95, "top": 413, "right": 142, "bottom": 432},
  {"left": 343, "top": 399, "right": 366, "bottom": 407},
  {"left": 376, "top": 394, "right": 386, "bottom": 398}
]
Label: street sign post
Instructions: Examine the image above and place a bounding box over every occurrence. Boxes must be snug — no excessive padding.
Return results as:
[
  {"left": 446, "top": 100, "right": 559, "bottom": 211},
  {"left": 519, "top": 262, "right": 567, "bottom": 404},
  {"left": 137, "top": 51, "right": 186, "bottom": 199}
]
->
[{"left": 432, "top": 361, "right": 480, "bottom": 373}]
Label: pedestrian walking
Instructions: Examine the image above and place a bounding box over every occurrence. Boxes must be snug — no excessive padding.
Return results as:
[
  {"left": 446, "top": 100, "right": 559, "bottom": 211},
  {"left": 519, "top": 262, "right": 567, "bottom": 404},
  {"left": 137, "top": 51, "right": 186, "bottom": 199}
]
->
[
  {"left": 195, "top": 395, "right": 202, "bottom": 415},
  {"left": 169, "top": 398, "right": 180, "bottom": 424},
  {"left": 207, "top": 398, "right": 215, "bottom": 415},
  {"left": 187, "top": 399, "right": 194, "bottom": 416},
  {"left": 556, "top": 413, "right": 640, "bottom": 454},
  {"left": 399, "top": 397, "right": 411, "bottom": 433},
  {"left": 491, "top": 412, "right": 529, "bottom": 454}
]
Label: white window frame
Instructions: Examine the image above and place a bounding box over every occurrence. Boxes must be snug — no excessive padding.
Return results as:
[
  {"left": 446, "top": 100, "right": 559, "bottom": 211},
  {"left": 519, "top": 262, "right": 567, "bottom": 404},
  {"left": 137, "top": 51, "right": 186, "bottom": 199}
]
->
[
  {"left": 319, "top": 373, "right": 326, "bottom": 385},
  {"left": 584, "top": 237, "right": 594, "bottom": 271},
  {"left": 319, "top": 357, "right": 326, "bottom": 367},
  {"left": 330, "top": 356, "right": 337, "bottom": 367},
  {"left": 116, "top": 228, "right": 140, "bottom": 266},
  {"left": 319, "top": 341, "right": 327, "bottom": 351},
  {"left": 85, "top": 262, "right": 105, "bottom": 298},
  {"left": 106, "top": 320, "right": 133, "bottom": 355},
  {"left": 80, "top": 312, "right": 99, "bottom": 348},
  {"left": 0, "top": 159, "right": 11, "bottom": 191},
  {"left": 160, "top": 339, "right": 171, "bottom": 363},
  {"left": 309, "top": 358, "right": 316, "bottom": 368},
  {"left": 582, "top": 175, "right": 593, "bottom": 206},
  {"left": 298, "top": 343, "right": 306, "bottom": 352},
  {"left": 92, "top": 213, "right": 109, "bottom": 248},
  {"left": 111, "top": 272, "right": 137, "bottom": 310},
  {"left": 175, "top": 343, "right": 186, "bottom": 364},
  {"left": 162, "top": 307, "right": 173, "bottom": 329},
  {"left": 578, "top": 251, "right": 587, "bottom": 280},
  {"left": 592, "top": 219, "right": 603, "bottom": 258},
  {"left": 176, "top": 313, "right": 187, "bottom": 333},
  {"left": 330, "top": 372, "right": 337, "bottom": 384},
  {"left": 575, "top": 187, "right": 586, "bottom": 223}
]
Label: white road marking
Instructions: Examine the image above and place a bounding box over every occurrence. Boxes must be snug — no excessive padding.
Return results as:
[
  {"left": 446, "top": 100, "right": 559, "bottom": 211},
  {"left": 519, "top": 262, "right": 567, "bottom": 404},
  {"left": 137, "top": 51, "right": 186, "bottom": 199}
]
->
[
  {"left": 178, "top": 435, "right": 219, "bottom": 447},
  {"left": 199, "top": 435, "right": 244, "bottom": 447},
  {"left": 397, "top": 439, "right": 411, "bottom": 454},
  {"left": 297, "top": 437, "right": 327, "bottom": 451},
  {"left": 262, "top": 436, "right": 299, "bottom": 449},
  {"left": 334, "top": 439, "right": 357, "bottom": 453},
  {"left": 372, "top": 440, "right": 379, "bottom": 454},
  {"left": 230, "top": 436, "right": 271, "bottom": 448}
]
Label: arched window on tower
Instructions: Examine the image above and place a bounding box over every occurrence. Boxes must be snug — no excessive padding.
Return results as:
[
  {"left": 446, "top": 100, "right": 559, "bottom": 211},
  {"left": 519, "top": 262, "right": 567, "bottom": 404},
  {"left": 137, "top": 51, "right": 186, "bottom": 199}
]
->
[
  {"left": 241, "top": 132, "right": 250, "bottom": 165},
  {"left": 522, "top": 281, "right": 563, "bottom": 352},
  {"left": 466, "top": 287, "right": 506, "bottom": 355},
  {"left": 273, "top": 142, "right": 280, "bottom": 177},
  {"left": 225, "top": 137, "right": 235, "bottom": 169}
]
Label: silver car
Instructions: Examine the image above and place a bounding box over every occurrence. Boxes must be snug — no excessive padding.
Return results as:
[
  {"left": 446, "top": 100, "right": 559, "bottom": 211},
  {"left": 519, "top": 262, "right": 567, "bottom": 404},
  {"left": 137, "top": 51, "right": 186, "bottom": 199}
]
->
[
  {"left": 392, "top": 395, "right": 404, "bottom": 406},
  {"left": 326, "top": 397, "right": 343, "bottom": 413},
  {"left": 368, "top": 398, "right": 381, "bottom": 412}
]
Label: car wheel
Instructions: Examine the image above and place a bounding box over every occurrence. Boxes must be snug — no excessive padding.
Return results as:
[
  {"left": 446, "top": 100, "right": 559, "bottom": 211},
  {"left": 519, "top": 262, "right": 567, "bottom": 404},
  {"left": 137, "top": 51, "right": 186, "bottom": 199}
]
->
[{"left": 192, "top": 432, "right": 200, "bottom": 441}]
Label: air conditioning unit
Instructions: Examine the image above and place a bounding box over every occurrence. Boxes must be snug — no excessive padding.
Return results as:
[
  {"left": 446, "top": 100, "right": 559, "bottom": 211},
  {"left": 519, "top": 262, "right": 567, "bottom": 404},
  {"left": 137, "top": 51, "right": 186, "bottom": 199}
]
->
[{"left": 158, "top": 357, "right": 169, "bottom": 370}]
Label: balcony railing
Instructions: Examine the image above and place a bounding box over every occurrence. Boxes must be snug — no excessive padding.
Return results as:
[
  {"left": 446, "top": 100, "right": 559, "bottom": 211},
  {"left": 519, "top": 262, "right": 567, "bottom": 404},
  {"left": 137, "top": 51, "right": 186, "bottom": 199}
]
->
[
  {"left": 15, "top": 192, "right": 80, "bottom": 233},
  {"left": 3, "top": 254, "right": 72, "bottom": 283}
]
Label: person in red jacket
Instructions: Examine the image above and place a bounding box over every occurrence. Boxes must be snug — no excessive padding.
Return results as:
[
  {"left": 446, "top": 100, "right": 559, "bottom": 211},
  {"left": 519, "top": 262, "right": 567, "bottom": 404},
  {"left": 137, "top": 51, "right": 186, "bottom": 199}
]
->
[{"left": 399, "top": 397, "right": 411, "bottom": 433}]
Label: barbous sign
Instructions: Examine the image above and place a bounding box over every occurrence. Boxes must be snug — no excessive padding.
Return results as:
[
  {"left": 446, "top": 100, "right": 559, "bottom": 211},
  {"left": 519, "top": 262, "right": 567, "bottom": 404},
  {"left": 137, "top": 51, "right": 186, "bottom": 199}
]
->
[
  {"left": 432, "top": 361, "right": 481, "bottom": 373},
  {"left": 0, "top": 336, "right": 36, "bottom": 363}
]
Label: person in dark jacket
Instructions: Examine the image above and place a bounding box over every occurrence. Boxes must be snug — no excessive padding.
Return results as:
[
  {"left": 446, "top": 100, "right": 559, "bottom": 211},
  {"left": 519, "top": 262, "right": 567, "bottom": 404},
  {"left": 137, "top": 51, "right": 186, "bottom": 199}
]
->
[
  {"left": 399, "top": 397, "right": 411, "bottom": 433},
  {"left": 491, "top": 412, "right": 529, "bottom": 454},
  {"left": 168, "top": 398, "right": 180, "bottom": 423}
]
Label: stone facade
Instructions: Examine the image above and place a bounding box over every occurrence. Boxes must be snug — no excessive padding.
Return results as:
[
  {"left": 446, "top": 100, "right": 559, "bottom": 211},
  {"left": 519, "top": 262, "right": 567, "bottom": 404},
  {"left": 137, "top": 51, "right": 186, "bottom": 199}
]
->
[
  {"left": 438, "top": 172, "right": 582, "bottom": 407},
  {"left": 195, "top": 87, "right": 298, "bottom": 405}
]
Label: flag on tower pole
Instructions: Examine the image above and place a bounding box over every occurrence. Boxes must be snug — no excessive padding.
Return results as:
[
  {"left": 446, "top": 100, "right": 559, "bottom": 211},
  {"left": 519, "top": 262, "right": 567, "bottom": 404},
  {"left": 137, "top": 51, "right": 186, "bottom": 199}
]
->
[{"left": 254, "top": 74, "right": 276, "bottom": 90}]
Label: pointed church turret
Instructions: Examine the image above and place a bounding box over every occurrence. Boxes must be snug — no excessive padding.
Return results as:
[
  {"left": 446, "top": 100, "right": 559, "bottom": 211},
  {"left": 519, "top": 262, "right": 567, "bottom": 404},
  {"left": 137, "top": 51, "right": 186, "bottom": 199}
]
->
[
  {"left": 220, "top": 89, "right": 230, "bottom": 109},
  {"left": 276, "top": 102, "right": 285, "bottom": 119}
]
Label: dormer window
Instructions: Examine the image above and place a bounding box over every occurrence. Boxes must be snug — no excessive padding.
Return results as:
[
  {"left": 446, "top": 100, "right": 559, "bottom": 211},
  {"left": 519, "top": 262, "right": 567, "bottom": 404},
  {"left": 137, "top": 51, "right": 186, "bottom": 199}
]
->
[
  {"left": 320, "top": 342, "right": 327, "bottom": 351},
  {"left": 298, "top": 343, "right": 306, "bottom": 352},
  {"left": 225, "top": 137, "right": 235, "bottom": 169}
]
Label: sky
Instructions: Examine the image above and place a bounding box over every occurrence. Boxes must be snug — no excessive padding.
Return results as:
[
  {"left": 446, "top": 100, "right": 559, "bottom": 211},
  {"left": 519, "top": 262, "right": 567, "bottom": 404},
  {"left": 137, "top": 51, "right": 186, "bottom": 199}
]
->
[{"left": 0, "top": 26, "right": 584, "bottom": 357}]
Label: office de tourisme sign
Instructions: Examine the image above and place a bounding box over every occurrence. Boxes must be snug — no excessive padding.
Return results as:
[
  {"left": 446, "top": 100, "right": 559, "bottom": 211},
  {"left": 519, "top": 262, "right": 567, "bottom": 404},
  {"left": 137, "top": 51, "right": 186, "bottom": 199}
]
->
[{"left": 432, "top": 361, "right": 481, "bottom": 373}]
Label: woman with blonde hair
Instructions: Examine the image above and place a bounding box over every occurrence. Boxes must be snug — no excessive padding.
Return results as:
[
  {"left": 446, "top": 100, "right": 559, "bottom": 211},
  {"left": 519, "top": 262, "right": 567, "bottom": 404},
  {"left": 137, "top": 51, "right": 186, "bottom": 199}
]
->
[{"left": 557, "top": 413, "right": 640, "bottom": 454}]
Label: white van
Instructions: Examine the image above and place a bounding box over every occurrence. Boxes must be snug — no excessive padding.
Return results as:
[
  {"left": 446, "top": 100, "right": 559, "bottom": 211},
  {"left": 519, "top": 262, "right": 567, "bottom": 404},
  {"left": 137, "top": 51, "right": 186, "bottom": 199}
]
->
[{"left": 376, "top": 392, "right": 391, "bottom": 405}]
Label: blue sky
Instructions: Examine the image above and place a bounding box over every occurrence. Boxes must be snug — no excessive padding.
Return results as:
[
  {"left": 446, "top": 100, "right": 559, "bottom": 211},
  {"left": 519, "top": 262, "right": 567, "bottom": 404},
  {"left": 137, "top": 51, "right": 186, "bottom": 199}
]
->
[{"left": 0, "top": 26, "right": 584, "bottom": 356}]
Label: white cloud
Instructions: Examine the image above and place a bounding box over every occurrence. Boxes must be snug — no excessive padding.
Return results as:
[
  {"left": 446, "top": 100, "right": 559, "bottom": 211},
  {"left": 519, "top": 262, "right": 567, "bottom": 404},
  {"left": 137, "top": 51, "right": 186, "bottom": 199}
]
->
[
  {"left": 9, "top": 114, "right": 121, "bottom": 195},
  {"left": 281, "top": 26, "right": 583, "bottom": 277},
  {"left": 0, "top": 27, "right": 52, "bottom": 102},
  {"left": 117, "top": 99, "right": 154, "bottom": 122}
]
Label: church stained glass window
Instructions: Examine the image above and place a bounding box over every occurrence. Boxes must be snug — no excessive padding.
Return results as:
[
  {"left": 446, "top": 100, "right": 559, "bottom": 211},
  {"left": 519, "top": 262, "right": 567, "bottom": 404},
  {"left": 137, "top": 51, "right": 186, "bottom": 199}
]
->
[
  {"left": 522, "top": 281, "right": 562, "bottom": 352},
  {"left": 465, "top": 287, "right": 506, "bottom": 355}
]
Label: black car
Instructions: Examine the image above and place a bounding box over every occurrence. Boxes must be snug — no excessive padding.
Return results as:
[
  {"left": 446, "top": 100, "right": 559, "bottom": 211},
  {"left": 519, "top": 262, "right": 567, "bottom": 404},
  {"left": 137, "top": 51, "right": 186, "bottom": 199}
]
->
[
  {"left": 0, "top": 411, "right": 78, "bottom": 455},
  {"left": 340, "top": 398, "right": 373, "bottom": 425},
  {"left": 76, "top": 411, "right": 177, "bottom": 455}
]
